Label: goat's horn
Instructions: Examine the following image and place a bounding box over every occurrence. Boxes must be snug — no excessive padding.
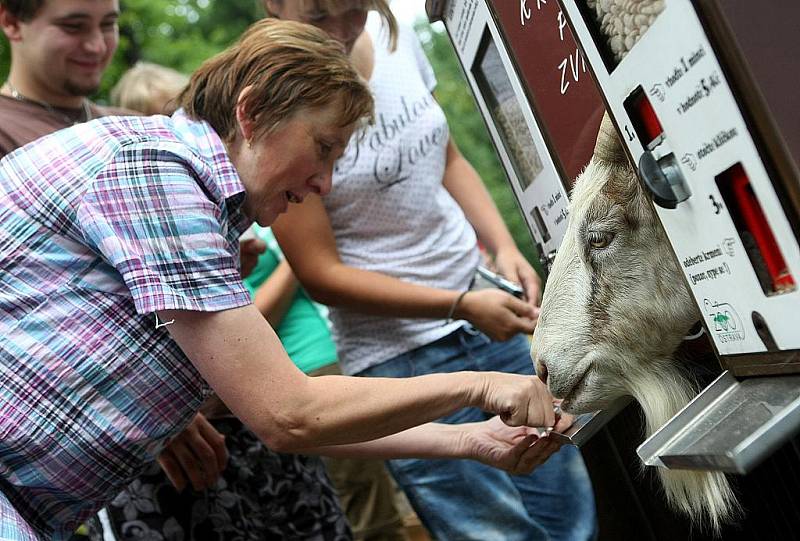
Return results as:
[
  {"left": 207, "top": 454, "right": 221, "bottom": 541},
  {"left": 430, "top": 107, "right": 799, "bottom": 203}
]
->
[{"left": 593, "top": 112, "right": 627, "bottom": 164}]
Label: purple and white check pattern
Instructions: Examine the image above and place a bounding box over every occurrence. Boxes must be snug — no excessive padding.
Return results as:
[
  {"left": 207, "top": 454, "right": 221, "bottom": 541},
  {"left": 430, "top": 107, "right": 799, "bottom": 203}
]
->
[{"left": 0, "top": 111, "right": 252, "bottom": 540}]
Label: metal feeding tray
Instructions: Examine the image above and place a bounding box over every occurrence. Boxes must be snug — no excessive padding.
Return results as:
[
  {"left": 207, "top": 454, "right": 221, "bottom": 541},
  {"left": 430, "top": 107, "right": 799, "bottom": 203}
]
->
[
  {"left": 549, "top": 397, "right": 633, "bottom": 447},
  {"left": 637, "top": 370, "right": 800, "bottom": 473}
]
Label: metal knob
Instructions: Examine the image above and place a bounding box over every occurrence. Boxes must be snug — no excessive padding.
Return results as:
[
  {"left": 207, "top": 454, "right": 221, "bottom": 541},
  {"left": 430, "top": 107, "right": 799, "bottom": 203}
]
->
[{"left": 638, "top": 151, "right": 691, "bottom": 209}]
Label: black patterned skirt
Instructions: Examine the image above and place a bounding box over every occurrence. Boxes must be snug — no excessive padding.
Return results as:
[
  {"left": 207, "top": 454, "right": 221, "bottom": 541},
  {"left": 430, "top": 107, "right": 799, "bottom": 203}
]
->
[{"left": 89, "top": 417, "right": 352, "bottom": 541}]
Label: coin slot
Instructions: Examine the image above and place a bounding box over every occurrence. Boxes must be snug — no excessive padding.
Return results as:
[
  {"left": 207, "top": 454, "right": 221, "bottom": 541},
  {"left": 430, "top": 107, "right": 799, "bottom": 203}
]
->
[
  {"left": 624, "top": 86, "right": 664, "bottom": 150},
  {"left": 751, "top": 311, "right": 778, "bottom": 351},
  {"left": 715, "top": 163, "right": 796, "bottom": 296},
  {"left": 531, "top": 206, "right": 551, "bottom": 244}
]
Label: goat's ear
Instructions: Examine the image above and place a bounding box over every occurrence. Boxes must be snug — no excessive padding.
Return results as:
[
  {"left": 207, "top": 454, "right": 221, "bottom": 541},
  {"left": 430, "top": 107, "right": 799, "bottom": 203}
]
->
[{"left": 593, "top": 112, "right": 627, "bottom": 165}]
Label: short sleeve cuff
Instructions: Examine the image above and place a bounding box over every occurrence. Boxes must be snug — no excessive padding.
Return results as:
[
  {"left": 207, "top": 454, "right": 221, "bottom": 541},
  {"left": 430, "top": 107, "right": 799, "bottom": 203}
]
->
[{"left": 123, "top": 267, "right": 253, "bottom": 315}]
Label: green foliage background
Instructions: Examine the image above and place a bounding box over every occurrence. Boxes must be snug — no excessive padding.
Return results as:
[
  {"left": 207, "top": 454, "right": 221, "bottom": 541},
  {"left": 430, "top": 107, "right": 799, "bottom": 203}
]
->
[{"left": 0, "top": 1, "right": 539, "bottom": 272}]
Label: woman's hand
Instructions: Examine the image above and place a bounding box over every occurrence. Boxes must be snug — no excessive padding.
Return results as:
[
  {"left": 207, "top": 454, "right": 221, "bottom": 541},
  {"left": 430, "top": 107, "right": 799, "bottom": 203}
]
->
[
  {"left": 493, "top": 247, "right": 542, "bottom": 311},
  {"left": 473, "top": 371, "right": 557, "bottom": 429},
  {"left": 459, "top": 416, "right": 563, "bottom": 475},
  {"left": 157, "top": 413, "right": 228, "bottom": 492},
  {"left": 456, "top": 288, "right": 536, "bottom": 341}
]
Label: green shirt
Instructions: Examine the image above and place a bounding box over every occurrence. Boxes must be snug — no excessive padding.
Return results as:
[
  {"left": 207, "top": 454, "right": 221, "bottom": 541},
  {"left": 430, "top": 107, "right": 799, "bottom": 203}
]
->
[{"left": 243, "top": 226, "right": 337, "bottom": 373}]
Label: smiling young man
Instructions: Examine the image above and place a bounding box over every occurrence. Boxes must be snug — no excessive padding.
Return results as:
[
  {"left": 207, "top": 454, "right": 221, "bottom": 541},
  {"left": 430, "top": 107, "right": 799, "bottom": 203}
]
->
[{"left": 0, "top": 0, "right": 126, "bottom": 157}]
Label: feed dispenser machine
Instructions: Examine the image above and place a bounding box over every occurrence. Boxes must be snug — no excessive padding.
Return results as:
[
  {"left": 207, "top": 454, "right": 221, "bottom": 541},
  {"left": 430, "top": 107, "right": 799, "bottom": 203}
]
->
[{"left": 558, "top": 0, "right": 800, "bottom": 473}]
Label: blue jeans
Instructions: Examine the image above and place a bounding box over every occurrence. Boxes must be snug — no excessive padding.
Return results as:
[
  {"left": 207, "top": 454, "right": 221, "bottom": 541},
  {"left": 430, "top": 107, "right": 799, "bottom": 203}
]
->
[{"left": 360, "top": 327, "right": 597, "bottom": 541}]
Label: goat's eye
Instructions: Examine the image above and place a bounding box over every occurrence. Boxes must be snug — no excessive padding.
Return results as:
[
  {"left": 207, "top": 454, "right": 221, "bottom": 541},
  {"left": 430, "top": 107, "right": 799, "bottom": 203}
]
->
[{"left": 588, "top": 231, "right": 614, "bottom": 249}]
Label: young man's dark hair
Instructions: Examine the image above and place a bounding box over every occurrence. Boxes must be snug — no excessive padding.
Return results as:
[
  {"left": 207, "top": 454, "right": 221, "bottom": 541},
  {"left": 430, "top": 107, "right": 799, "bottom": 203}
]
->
[{"left": 0, "top": 0, "right": 45, "bottom": 21}]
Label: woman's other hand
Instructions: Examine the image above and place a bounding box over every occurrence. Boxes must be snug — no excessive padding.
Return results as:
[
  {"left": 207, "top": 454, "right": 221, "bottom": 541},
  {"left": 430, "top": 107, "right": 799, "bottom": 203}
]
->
[{"left": 459, "top": 416, "right": 563, "bottom": 475}]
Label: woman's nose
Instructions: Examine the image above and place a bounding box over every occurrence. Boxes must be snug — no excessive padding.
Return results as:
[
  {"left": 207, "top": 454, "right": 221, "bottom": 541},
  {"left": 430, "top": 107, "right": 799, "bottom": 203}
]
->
[{"left": 310, "top": 171, "right": 333, "bottom": 197}]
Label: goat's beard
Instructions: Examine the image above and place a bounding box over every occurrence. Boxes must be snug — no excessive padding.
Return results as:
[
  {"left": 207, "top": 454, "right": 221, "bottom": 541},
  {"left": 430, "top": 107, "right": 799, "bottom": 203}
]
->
[{"left": 626, "top": 359, "right": 740, "bottom": 534}]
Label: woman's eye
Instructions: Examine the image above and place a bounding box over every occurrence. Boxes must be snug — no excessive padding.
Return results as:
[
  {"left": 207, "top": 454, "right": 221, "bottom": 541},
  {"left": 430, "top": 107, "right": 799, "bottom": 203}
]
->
[
  {"left": 307, "top": 12, "right": 329, "bottom": 23},
  {"left": 319, "top": 143, "right": 333, "bottom": 158},
  {"left": 588, "top": 231, "right": 614, "bottom": 249}
]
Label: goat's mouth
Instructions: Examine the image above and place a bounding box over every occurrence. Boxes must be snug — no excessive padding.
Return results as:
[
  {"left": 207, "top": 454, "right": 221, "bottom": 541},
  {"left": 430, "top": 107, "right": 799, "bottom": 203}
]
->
[
  {"left": 545, "top": 349, "right": 601, "bottom": 413},
  {"left": 557, "top": 363, "right": 594, "bottom": 411}
]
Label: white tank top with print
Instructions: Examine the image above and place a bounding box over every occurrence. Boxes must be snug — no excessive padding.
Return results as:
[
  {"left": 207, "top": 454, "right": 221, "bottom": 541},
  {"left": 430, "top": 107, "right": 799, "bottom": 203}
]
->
[{"left": 324, "top": 15, "right": 479, "bottom": 375}]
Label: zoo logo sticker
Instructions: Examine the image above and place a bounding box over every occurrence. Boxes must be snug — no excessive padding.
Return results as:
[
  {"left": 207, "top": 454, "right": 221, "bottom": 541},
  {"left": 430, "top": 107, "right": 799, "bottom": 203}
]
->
[{"left": 703, "top": 298, "right": 745, "bottom": 343}]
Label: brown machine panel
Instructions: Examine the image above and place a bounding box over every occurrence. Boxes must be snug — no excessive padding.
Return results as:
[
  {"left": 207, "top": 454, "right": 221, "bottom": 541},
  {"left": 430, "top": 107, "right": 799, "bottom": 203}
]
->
[
  {"left": 696, "top": 0, "right": 800, "bottom": 250},
  {"left": 699, "top": 1, "right": 800, "bottom": 176},
  {"left": 486, "top": 0, "right": 605, "bottom": 185}
]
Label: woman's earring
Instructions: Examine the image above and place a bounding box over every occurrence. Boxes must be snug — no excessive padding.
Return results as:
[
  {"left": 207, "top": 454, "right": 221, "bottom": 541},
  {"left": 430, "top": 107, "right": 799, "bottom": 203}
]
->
[{"left": 246, "top": 139, "right": 252, "bottom": 149}]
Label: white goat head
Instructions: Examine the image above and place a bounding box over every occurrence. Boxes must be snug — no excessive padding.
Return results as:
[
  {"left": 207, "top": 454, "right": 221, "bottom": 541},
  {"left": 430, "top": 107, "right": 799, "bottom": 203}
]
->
[
  {"left": 531, "top": 114, "right": 737, "bottom": 531},
  {"left": 532, "top": 113, "right": 699, "bottom": 413}
]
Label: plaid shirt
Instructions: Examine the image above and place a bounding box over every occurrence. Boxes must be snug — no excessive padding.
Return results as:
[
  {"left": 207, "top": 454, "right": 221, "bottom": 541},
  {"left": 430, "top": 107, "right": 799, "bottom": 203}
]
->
[{"left": 0, "top": 111, "right": 252, "bottom": 540}]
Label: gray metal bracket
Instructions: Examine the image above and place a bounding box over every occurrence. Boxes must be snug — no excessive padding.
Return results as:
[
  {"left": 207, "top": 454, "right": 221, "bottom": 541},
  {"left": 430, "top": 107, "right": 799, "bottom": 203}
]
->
[{"left": 637, "top": 370, "right": 800, "bottom": 473}]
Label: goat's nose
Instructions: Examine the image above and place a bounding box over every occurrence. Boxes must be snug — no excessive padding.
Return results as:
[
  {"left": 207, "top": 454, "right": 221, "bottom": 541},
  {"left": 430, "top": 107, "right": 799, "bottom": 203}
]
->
[{"left": 536, "top": 359, "right": 549, "bottom": 385}]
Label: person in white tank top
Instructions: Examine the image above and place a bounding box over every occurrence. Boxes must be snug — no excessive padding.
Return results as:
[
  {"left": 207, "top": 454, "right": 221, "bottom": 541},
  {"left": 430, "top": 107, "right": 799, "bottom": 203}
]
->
[{"left": 268, "top": 2, "right": 598, "bottom": 540}]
